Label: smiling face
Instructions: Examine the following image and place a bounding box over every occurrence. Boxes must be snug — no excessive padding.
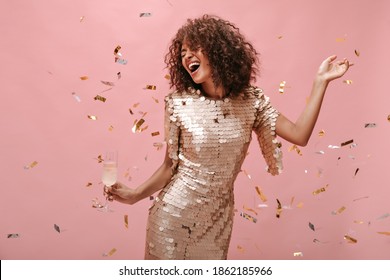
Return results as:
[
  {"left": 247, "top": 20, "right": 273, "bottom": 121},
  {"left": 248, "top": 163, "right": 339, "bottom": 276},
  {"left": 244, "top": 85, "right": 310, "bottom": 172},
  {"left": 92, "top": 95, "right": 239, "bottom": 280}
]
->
[{"left": 181, "top": 42, "right": 213, "bottom": 87}]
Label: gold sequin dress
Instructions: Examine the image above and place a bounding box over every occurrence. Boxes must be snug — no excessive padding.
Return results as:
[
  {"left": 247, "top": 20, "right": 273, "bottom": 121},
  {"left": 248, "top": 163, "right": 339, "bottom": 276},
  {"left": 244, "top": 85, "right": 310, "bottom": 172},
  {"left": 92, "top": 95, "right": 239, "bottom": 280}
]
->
[{"left": 145, "top": 86, "right": 283, "bottom": 259}]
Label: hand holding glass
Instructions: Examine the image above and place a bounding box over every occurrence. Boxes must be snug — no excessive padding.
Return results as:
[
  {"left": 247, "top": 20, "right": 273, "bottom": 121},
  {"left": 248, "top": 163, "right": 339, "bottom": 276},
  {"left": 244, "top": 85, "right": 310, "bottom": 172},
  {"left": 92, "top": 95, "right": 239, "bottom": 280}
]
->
[{"left": 101, "top": 152, "right": 118, "bottom": 211}]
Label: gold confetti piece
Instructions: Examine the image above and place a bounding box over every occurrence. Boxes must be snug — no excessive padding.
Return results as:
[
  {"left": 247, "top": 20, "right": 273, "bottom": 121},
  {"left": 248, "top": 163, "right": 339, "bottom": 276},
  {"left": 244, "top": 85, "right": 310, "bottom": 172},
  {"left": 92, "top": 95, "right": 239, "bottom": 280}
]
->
[
  {"left": 377, "top": 232, "right": 390, "bottom": 236},
  {"left": 279, "top": 81, "right": 286, "bottom": 94},
  {"left": 85, "top": 182, "right": 93, "bottom": 188},
  {"left": 151, "top": 131, "right": 160, "bottom": 137},
  {"left": 388, "top": 115, "right": 390, "bottom": 122},
  {"left": 316, "top": 150, "right": 325, "bottom": 154},
  {"left": 152, "top": 96, "right": 159, "bottom": 103},
  {"left": 354, "top": 220, "right": 364, "bottom": 224},
  {"left": 277, "top": 35, "right": 283, "bottom": 39},
  {"left": 240, "top": 212, "right": 257, "bottom": 223},
  {"left": 332, "top": 206, "right": 346, "bottom": 215},
  {"left": 145, "top": 85, "right": 156, "bottom": 90},
  {"left": 153, "top": 142, "right": 164, "bottom": 151},
  {"left": 312, "top": 184, "right": 329, "bottom": 195},
  {"left": 140, "top": 125, "right": 149, "bottom": 132},
  {"left": 7, "top": 233, "right": 20, "bottom": 238},
  {"left": 24, "top": 161, "right": 38, "bottom": 169},
  {"left": 80, "top": 76, "right": 88, "bottom": 80},
  {"left": 101, "top": 81, "right": 115, "bottom": 86},
  {"left": 364, "top": 123, "right": 376, "bottom": 128},
  {"left": 309, "top": 222, "right": 315, "bottom": 231},
  {"left": 255, "top": 186, "right": 267, "bottom": 202},
  {"left": 149, "top": 195, "right": 154, "bottom": 201},
  {"left": 133, "top": 103, "right": 140, "bottom": 108},
  {"left": 140, "top": 12, "right": 152, "bottom": 17},
  {"left": 243, "top": 205, "right": 258, "bottom": 216},
  {"left": 318, "top": 130, "right": 325, "bottom": 137},
  {"left": 95, "top": 155, "right": 104, "bottom": 163},
  {"left": 293, "top": 252, "right": 303, "bottom": 257},
  {"left": 115, "top": 57, "right": 128, "bottom": 65},
  {"left": 328, "top": 145, "right": 340, "bottom": 149},
  {"left": 341, "top": 139, "right": 354, "bottom": 147},
  {"left": 129, "top": 108, "right": 134, "bottom": 115},
  {"left": 117, "top": 72, "right": 121, "bottom": 79},
  {"left": 354, "top": 49, "right": 360, "bottom": 57},
  {"left": 354, "top": 168, "right": 359, "bottom": 177},
  {"left": 377, "top": 213, "right": 390, "bottom": 220},
  {"left": 108, "top": 125, "right": 114, "bottom": 131},
  {"left": 164, "top": 74, "right": 171, "bottom": 80},
  {"left": 124, "top": 215, "right": 128, "bottom": 229},
  {"left": 237, "top": 245, "right": 245, "bottom": 253},
  {"left": 343, "top": 79, "right": 353, "bottom": 84},
  {"left": 132, "top": 118, "right": 146, "bottom": 133},
  {"left": 72, "top": 92, "right": 81, "bottom": 102},
  {"left": 94, "top": 95, "right": 106, "bottom": 102},
  {"left": 289, "top": 144, "right": 302, "bottom": 156},
  {"left": 296, "top": 202, "right": 304, "bottom": 208},
  {"left": 104, "top": 248, "right": 117, "bottom": 257},
  {"left": 92, "top": 198, "right": 104, "bottom": 208},
  {"left": 114, "top": 45, "right": 121, "bottom": 55},
  {"left": 336, "top": 37, "right": 346, "bottom": 42},
  {"left": 276, "top": 199, "right": 282, "bottom": 218},
  {"left": 79, "top": 16, "right": 85, "bottom": 22},
  {"left": 87, "top": 115, "right": 97, "bottom": 121},
  {"left": 54, "top": 224, "right": 61, "bottom": 233},
  {"left": 344, "top": 235, "right": 357, "bottom": 244}
]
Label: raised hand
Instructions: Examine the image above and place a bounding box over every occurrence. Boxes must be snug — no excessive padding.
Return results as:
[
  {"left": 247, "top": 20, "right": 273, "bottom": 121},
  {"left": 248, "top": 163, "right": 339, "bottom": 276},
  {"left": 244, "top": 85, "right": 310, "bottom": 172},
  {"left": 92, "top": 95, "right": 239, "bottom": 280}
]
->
[
  {"left": 104, "top": 181, "right": 139, "bottom": 205},
  {"left": 317, "top": 55, "right": 351, "bottom": 82}
]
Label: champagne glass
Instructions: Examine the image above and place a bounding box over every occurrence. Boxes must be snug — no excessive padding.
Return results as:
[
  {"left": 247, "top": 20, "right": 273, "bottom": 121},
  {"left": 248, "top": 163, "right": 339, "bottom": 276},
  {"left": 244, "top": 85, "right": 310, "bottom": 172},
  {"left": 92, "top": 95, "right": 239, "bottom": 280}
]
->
[{"left": 101, "top": 151, "right": 118, "bottom": 212}]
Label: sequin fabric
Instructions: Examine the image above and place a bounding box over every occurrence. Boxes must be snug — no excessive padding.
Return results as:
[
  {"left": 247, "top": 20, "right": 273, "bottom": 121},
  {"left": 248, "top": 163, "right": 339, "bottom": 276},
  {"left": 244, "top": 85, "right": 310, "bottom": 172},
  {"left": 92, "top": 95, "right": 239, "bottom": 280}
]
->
[{"left": 145, "top": 86, "right": 282, "bottom": 259}]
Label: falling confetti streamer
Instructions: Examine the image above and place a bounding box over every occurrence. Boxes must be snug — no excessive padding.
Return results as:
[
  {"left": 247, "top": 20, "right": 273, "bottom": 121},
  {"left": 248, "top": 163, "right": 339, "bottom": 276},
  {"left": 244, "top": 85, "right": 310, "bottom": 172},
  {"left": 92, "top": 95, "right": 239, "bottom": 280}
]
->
[
  {"left": 85, "top": 182, "right": 93, "bottom": 188},
  {"left": 152, "top": 96, "right": 159, "bottom": 103},
  {"left": 309, "top": 222, "right": 315, "bottom": 231},
  {"left": 364, "top": 123, "right": 376, "bottom": 128},
  {"left": 343, "top": 80, "right": 353, "bottom": 84},
  {"left": 293, "top": 252, "right": 303, "bottom": 257},
  {"left": 377, "top": 232, "right": 390, "bottom": 236},
  {"left": 104, "top": 248, "right": 117, "bottom": 257},
  {"left": 344, "top": 235, "right": 357, "bottom": 244},
  {"left": 94, "top": 95, "right": 106, "bottom": 102},
  {"left": 24, "top": 161, "right": 38, "bottom": 170},
  {"left": 289, "top": 144, "right": 302, "bottom": 156},
  {"left": 354, "top": 168, "right": 360, "bottom": 177},
  {"left": 328, "top": 145, "right": 340, "bottom": 149},
  {"left": 332, "top": 206, "right": 346, "bottom": 215},
  {"left": 79, "top": 16, "right": 85, "bottom": 22},
  {"left": 279, "top": 81, "right": 286, "bottom": 94},
  {"left": 151, "top": 131, "right": 160, "bottom": 137},
  {"left": 276, "top": 199, "right": 282, "bottom": 218},
  {"left": 115, "top": 57, "right": 128, "bottom": 65},
  {"left": 72, "top": 92, "right": 81, "bottom": 102},
  {"left": 316, "top": 150, "right": 325, "bottom": 155},
  {"left": 140, "top": 13, "right": 152, "bottom": 17},
  {"left": 54, "top": 224, "right": 61, "bottom": 233},
  {"left": 243, "top": 205, "right": 258, "bottom": 216},
  {"left": 80, "top": 76, "right": 89, "bottom": 80},
  {"left": 354, "top": 50, "right": 360, "bottom": 57},
  {"left": 124, "top": 215, "right": 128, "bottom": 229},
  {"left": 240, "top": 212, "right": 257, "bottom": 223},
  {"left": 336, "top": 37, "right": 347, "bottom": 42},
  {"left": 117, "top": 72, "right": 121, "bottom": 79},
  {"left": 87, "top": 115, "right": 97, "bottom": 121},
  {"left": 255, "top": 186, "right": 267, "bottom": 202},
  {"left": 101, "top": 81, "right": 115, "bottom": 86},
  {"left": 145, "top": 85, "right": 156, "bottom": 90},
  {"left": 114, "top": 45, "right": 121, "bottom": 55},
  {"left": 312, "top": 184, "right": 329, "bottom": 195},
  {"left": 341, "top": 139, "right": 354, "bottom": 147},
  {"left": 129, "top": 108, "right": 134, "bottom": 115},
  {"left": 353, "top": 196, "right": 369, "bottom": 202},
  {"left": 132, "top": 118, "right": 146, "bottom": 133},
  {"left": 7, "top": 234, "right": 20, "bottom": 238}
]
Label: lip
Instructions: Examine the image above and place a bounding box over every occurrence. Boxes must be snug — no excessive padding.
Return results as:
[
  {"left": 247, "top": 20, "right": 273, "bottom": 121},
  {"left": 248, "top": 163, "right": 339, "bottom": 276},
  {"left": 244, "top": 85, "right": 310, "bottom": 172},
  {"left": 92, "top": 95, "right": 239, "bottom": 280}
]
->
[{"left": 187, "top": 61, "right": 200, "bottom": 77}]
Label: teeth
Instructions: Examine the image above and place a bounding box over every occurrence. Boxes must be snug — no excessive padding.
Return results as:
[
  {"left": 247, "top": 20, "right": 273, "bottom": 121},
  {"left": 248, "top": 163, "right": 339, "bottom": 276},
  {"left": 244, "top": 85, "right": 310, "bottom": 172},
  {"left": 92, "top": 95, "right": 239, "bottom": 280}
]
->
[{"left": 189, "top": 62, "right": 200, "bottom": 72}]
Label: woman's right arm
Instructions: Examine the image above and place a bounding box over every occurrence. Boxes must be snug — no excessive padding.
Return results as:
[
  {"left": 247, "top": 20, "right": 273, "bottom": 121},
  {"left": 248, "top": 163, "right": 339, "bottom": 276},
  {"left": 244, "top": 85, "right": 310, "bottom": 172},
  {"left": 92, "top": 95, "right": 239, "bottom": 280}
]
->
[{"left": 106, "top": 147, "right": 173, "bottom": 205}]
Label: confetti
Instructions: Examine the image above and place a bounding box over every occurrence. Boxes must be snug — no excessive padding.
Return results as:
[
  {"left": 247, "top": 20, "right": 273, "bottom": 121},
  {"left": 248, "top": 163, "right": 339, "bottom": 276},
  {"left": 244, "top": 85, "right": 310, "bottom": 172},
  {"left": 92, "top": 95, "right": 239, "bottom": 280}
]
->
[
  {"left": 79, "top": 16, "right": 85, "bottom": 22},
  {"left": 377, "top": 232, "right": 390, "bottom": 236},
  {"left": 237, "top": 245, "right": 245, "bottom": 253},
  {"left": 95, "top": 155, "right": 104, "bottom": 163},
  {"left": 388, "top": 115, "right": 390, "bottom": 122},
  {"left": 54, "top": 224, "right": 61, "bottom": 233},
  {"left": 364, "top": 123, "right": 376, "bottom": 128},
  {"left": 80, "top": 76, "right": 88, "bottom": 80},
  {"left": 344, "top": 235, "right": 357, "bottom": 244},
  {"left": 354, "top": 168, "right": 359, "bottom": 177},
  {"left": 151, "top": 131, "right": 160, "bottom": 137},
  {"left": 92, "top": 198, "right": 104, "bottom": 208},
  {"left": 354, "top": 220, "right": 365, "bottom": 224},
  {"left": 140, "top": 12, "right": 152, "bottom": 17},
  {"left": 318, "top": 130, "right": 325, "bottom": 137},
  {"left": 129, "top": 108, "right": 134, "bottom": 115},
  {"left": 132, "top": 118, "right": 146, "bottom": 133},
  {"left": 279, "top": 81, "right": 286, "bottom": 94},
  {"left": 377, "top": 213, "right": 390, "bottom": 220},
  {"left": 87, "top": 115, "right": 97, "bottom": 121},
  {"left": 24, "top": 161, "right": 38, "bottom": 169},
  {"left": 72, "top": 92, "right": 81, "bottom": 102},
  {"left": 145, "top": 85, "right": 156, "bottom": 90},
  {"left": 117, "top": 72, "right": 121, "bottom": 79},
  {"left": 289, "top": 144, "right": 302, "bottom": 156},
  {"left": 336, "top": 37, "right": 346, "bottom": 42},
  {"left": 85, "top": 182, "right": 93, "bottom": 188},
  {"left": 255, "top": 186, "right": 267, "bottom": 202},
  {"left": 241, "top": 169, "right": 251, "bottom": 179},
  {"left": 277, "top": 35, "right": 283, "bottom": 39},
  {"left": 240, "top": 212, "right": 257, "bottom": 223},
  {"left": 124, "top": 215, "right": 128, "bottom": 229},
  {"left": 7, "top": 234, "right": 20, "bottom": 238},
  {"left": 94, "top": 95, "right": 106, "bottom": 102},
  {"left": 243, "top": 205, "right": 258, "bottom": 216},
  {"left": 149, "top": 196, "right": 154, "bottom": 201},
  {"left": 108, "top": 125, "right": 114, "bottom": 131},
  {"left": 114, "top": 45, "right": 121, "bottom": 55},
  {"left": 341, "top": 139, "right": 354, "bottom": 147},
  {"left": 312, "top": 184, "right": 329, "bottom": 195},
  {"left": 101, "top": 81, "right": 115, "bottom": 86},
  {"left": 293, "top": 252, "right": 303, "bottom": 257},
  {"left": 332, "top": 206, "right": 346, "bottom": 215},
  {"left": 353, "top": 196, "right": 369, "bottom": 202},
  {"left": 354, "top": 49, "right": 360, "bottom": 57},
  {"left": 343, "top": 80, "right": 353, "bottom": 84},
  {"left": 328, "top": 145, "right": 340, "bottom": 149},
  {"left": 153, "top": 142, "right": 164, "bottom": 151},
  {"left": 115, "top": 57, "right": 128, "bottom": 65},
  {"left": 164, "top": 74, "right": 171, "bottom": 80},
  {"left": 296, "top": 202, "right": 304, "bottom": 208},
  {"left": 133, "top": 103, "right": 140, "bottom": 108},
  {"left": 309, "top": 222, "right": 315, "bottom": 231},
  {"left": 104, "top": 248, "right": 117, "bottom": 257},
  {"left": 152, "top": 97, "right": 159, "bottom": 103},
  {"left": 316, "top": 150, "right": 325, "bottom": 154},
  {"left": 276, "top": 199, "right": 282, "bottom": 218}
]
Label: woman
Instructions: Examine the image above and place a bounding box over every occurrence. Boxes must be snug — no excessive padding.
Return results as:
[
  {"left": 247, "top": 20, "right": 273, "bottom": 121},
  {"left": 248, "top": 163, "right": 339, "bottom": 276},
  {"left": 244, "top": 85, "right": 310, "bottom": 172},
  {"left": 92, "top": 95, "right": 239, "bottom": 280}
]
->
[{"left": 105, "top": 14, "right": 351, "bottom": 259}]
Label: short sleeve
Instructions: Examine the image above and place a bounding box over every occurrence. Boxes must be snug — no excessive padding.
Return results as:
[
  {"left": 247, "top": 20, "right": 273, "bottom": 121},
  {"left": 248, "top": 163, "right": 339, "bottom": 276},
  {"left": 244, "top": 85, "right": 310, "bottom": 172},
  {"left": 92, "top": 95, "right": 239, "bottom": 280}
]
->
[
  {"left": 252, "top": 88, "right": 283, "bottom": 175},
  {"left": 164, "top": 94, "right": 180, "bottom": 174}
]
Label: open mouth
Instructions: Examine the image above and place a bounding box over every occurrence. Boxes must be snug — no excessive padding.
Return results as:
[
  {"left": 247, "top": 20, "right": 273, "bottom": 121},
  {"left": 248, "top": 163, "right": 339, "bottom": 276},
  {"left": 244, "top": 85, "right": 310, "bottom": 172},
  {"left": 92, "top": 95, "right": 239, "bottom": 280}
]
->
[{"left": 188, "top": 62, "right": 200, "bottom": 73}]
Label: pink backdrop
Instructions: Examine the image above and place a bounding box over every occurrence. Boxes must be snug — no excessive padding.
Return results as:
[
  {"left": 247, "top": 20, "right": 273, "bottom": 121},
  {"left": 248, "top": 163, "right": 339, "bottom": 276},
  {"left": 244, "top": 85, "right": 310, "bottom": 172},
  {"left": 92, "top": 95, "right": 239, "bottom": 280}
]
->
[{"left": 1, "top": 0, "right": 389, "bottom": 260}]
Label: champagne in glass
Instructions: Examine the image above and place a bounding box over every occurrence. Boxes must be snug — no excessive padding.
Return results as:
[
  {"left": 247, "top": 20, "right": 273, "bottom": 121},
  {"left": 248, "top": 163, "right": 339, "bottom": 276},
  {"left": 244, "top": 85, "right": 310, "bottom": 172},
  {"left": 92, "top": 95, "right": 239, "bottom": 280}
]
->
[{"left": 101, "top": 151, "right": 118, "bottom": 211}]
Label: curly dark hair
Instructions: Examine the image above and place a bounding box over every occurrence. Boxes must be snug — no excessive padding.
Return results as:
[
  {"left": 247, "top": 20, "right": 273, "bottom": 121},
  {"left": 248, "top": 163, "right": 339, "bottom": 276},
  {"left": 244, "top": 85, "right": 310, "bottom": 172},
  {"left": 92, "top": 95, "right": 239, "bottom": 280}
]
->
[{"left": 165, "top": 14, "right": 260, "bottom": 97}]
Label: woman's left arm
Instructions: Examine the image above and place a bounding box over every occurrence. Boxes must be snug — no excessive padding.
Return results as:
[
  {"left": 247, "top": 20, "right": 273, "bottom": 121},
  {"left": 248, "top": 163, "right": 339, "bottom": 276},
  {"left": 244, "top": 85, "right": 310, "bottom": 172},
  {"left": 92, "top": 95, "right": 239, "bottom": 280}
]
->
[{"left": 276, "top": 55, "right": 351, "bottom": 146}]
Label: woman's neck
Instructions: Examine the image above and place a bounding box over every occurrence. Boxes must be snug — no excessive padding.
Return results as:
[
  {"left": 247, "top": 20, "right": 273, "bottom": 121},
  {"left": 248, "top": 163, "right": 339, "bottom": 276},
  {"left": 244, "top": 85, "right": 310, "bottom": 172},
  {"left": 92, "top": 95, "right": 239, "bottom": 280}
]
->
[{"left": 201, "top": 82, "right": 226, "bottom": 99}]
